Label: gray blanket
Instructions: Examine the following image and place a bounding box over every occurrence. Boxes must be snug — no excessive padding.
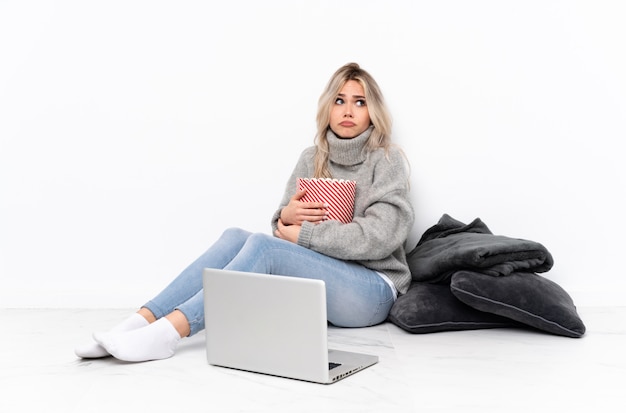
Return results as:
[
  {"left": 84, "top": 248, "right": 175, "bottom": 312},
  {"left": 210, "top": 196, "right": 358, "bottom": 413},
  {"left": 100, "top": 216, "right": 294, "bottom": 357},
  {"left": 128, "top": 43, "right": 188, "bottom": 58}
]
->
[{"left": 406, "top": 214, "right": 554, "bottom": 283}]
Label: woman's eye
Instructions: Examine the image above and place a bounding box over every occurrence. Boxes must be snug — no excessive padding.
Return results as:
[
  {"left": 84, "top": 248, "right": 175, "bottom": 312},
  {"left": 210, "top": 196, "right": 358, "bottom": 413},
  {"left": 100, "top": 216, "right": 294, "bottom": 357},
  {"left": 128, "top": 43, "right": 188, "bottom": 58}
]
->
[
  {"left": 356, "top": 99, "right": 366, "bottom": 107},
  {"left": 335, "top": 98, "right": 345, "bottom": 104}
]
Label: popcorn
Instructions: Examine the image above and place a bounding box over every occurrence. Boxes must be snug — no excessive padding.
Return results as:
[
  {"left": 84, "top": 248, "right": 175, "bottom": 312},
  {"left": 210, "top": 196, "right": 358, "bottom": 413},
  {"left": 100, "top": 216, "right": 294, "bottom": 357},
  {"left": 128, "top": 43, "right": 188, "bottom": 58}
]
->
[{"left": 297, "top": 178, "right": 356, "bottom": 224}]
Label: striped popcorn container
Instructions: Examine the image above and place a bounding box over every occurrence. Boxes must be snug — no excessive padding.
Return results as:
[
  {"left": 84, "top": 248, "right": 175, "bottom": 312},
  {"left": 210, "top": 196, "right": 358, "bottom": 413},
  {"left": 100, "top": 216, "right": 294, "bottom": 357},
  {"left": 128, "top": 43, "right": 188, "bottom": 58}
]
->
[{"left": 297, "top": 178, "right": 357, "bottom": 224}]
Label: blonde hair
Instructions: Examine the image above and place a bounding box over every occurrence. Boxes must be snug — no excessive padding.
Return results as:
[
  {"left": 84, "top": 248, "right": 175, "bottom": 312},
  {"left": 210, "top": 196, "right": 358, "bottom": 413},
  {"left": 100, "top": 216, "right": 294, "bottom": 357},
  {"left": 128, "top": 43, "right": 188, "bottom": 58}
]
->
[{"left": 313, "top": 63, "right": 393, "bottom": 178}]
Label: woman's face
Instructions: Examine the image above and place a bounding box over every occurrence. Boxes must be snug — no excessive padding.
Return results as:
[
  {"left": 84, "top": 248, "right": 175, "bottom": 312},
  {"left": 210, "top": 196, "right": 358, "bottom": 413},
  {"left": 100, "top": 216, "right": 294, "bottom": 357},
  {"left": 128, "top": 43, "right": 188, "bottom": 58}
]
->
[{"left": 329, "top": 80, "right": 371, "bottom": 139}]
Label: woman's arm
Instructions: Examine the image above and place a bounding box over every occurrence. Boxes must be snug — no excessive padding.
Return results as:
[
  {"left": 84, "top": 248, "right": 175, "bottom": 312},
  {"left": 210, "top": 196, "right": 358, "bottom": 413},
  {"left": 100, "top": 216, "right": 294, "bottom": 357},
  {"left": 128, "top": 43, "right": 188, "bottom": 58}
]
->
[
  {"left": 297, "top": 149, "right": 414, "bottom": 261},
  {"left": 279, "top": 190, "right": 328, "bottom": 226},
  {"left": 270, "top": 147, "right": 318, "bottom": 233}
]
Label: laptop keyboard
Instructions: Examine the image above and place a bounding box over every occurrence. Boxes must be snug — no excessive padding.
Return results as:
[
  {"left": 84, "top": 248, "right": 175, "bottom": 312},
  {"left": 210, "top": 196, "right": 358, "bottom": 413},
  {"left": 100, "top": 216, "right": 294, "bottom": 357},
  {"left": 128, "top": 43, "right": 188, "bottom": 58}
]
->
[{"left": 329, "top": 362, "right": 342, "bottom": 370}]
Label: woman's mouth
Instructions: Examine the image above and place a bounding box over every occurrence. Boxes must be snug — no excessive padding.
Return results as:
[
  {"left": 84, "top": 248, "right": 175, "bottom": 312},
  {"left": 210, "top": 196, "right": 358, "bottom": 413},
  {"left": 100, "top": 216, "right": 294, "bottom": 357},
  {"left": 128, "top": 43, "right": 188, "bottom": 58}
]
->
[{"left": 339, "top": 121, "right": 355, "bottom": 127}]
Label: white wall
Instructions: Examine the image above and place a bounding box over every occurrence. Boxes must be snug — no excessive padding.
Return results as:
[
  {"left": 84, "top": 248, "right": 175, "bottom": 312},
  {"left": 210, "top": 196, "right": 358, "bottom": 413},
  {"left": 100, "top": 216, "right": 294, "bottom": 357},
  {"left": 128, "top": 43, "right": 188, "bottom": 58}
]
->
[{"left": 1, "top": 0, "right": 624, "bottom": 308}]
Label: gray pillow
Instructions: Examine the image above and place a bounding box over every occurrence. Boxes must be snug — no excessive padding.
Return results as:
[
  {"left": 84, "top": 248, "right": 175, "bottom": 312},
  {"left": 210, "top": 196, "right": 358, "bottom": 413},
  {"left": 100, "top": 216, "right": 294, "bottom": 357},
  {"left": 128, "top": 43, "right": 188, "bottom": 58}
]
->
[
  {"left": 450, "top": 271, "right": 586, "bottom": 338},
  {"left": 388, "top": 282, "right": 514, "bottom": 334},
  {"left": 406, "top": 214, "right": 554, "bottom": 284}
]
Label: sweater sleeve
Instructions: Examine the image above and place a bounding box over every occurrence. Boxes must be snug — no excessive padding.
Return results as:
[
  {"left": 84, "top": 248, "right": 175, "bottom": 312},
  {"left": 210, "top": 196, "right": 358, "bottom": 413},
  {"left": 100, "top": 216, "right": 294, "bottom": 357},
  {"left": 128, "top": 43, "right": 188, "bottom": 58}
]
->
[
  {"left": 297, "top": 149, "right": 414, "bottom": 261},
  {"left": 270, "top": 147, "right": 316, "bottom": 233}
]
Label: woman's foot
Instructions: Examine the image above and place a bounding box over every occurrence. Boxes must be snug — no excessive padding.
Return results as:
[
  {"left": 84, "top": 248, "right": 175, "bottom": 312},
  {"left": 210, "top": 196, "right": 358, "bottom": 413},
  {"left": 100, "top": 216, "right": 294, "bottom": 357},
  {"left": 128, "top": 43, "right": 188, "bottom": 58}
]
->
[
  {"left": 74, "top": 313, "right": 149, "bottom": 359},
  {"left": 93, "top": 318, "right": 181, "bottom": 362}
]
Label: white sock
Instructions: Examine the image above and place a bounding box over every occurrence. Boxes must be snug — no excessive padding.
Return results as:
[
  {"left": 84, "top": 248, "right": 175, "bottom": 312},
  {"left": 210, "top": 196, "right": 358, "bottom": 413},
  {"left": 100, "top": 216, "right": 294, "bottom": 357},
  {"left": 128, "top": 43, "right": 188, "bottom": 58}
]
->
[
  {"left": 93, "top": 318, "right": 181, "bottom": 362},
  {"left": 74, "top": 313, "right": 149, "bottom": 359}
]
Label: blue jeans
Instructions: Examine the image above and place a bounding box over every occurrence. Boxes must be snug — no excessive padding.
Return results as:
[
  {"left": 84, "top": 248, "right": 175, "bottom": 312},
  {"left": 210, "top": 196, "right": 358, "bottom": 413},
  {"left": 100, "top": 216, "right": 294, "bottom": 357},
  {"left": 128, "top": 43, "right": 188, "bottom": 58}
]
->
[{"left": 143, "top": 228, "right": 395, "bottom": 336}]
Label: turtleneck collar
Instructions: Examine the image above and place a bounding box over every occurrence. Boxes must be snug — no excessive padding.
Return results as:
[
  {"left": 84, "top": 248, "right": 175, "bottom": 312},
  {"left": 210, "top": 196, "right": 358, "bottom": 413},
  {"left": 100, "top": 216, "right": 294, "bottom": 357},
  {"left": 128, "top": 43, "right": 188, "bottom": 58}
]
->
[{"left": 326, "top": 125, "right": 373, "bottom": 166}]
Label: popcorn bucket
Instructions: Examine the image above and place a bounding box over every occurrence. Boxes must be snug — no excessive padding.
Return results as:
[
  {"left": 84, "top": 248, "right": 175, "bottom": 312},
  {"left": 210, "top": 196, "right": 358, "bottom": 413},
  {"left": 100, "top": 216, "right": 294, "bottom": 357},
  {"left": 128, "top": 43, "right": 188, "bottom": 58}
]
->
[{"left": 297, "top": 178, "right": 356, "bottom": 224}]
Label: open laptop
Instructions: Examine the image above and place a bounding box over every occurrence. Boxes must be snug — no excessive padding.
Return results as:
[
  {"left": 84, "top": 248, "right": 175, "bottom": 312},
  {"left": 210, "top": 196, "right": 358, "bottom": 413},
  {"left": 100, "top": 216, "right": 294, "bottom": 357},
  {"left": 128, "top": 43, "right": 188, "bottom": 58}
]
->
[{"left": 202, "top": 268, "right": 379, "bottom": 384}]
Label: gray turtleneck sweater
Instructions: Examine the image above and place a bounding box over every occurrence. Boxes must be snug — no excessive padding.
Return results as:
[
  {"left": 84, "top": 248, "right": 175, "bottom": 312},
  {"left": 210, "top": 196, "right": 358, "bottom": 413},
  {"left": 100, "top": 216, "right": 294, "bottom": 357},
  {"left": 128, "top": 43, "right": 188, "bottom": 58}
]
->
[{"left": 271, "top": 128, "right": 415, "bottom": 295}]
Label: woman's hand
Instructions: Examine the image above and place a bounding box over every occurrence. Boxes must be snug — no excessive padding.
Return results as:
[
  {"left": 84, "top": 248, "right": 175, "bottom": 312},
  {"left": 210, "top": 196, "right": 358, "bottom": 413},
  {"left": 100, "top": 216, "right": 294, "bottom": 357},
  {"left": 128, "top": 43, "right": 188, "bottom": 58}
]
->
[
  {"left": 280, "top": 190, "right": 328, "bottom": 225},
  {"left": 274, "top": 218, "right": 301, "bottom": 243}
]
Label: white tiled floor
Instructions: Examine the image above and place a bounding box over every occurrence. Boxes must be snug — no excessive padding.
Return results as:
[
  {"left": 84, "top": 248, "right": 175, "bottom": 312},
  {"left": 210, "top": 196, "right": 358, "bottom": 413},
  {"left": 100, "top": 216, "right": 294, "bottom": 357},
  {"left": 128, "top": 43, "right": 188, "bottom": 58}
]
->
[{"left": 1, "top": 307, "right": 624, "bottom": 412}]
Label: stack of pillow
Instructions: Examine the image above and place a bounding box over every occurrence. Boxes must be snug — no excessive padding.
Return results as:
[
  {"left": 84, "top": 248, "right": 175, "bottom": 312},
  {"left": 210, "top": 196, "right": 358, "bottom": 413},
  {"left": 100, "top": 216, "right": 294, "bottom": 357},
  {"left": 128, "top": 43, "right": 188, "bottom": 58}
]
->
[{"left": 388, "top": 214, "right": 586, "bottom": 338}]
